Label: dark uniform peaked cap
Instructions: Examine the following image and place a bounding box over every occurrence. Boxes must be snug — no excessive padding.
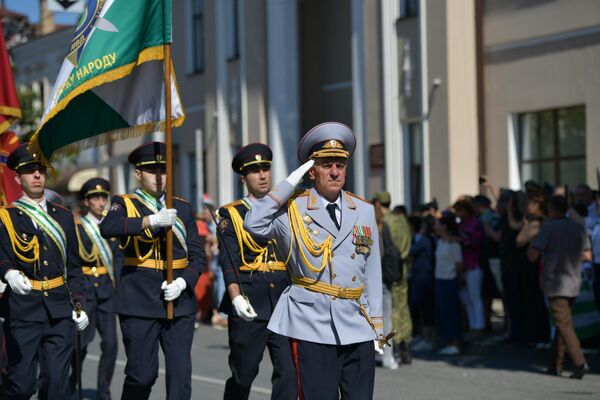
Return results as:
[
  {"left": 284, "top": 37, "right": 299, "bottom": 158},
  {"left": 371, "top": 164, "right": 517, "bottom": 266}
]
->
[
  {"left": 7, "top": 143, "right": 43, "bottom": 172},
  {"left": 128, "top": 141, "right": 167, "bottom": 167},
  {"left": 80, "top": 177, "right": 111, "bottom": 199},
  {"left": 297, "top": 122, "right": 356, "bottom": 163},
  {"left": 231, "top": 143, "right": 273, "bottom": 175}
]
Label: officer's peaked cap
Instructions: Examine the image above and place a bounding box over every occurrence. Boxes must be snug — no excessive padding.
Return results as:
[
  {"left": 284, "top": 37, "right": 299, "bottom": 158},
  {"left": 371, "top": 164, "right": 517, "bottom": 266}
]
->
[
  {"left": 7, "top": 143, "right": 43, "bottom": 172},
  {"left": 128, "top": 142, "right": 167, "bottom": 168},
  {"left": 231, "top": 143, "right": 272, "bottom": 175},
  {"left": 297, "top": 122, "right": 356, "bottom": 163},
  {"left": 80, "top": 177, "right": 111, "bottom": 199}
]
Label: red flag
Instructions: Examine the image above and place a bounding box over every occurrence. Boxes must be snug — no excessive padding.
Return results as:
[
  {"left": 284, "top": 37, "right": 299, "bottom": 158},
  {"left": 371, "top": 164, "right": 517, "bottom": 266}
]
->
[
  {"left": 0, "top": 20, "right": 21, "bottom": 135},
  {"left": 0, "top": 131, "right": 21, "bottom": 205}
]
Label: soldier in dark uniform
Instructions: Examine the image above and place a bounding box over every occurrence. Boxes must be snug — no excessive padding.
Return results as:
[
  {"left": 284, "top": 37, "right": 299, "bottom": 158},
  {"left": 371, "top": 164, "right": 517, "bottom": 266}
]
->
[
  {"left": 100, "top": 141, "right": 205, "bottom": 400},
  {"left": 218, "top": 143, "right": 297, "bottom": 400},
  {"left": 0, "top": 143, "right": 89, "bottom": 400},
  {"left": 70, "top": 177, "right": 120, "bottom": 400}
]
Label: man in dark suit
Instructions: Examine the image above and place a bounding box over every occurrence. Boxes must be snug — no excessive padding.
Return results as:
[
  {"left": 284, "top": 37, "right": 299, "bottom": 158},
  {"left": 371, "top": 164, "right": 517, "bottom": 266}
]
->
[
  {"left": 218, "top": 143, "right": 296, "bottom": 400},
  {"left": 0, "top": 143, "right": 89, "bottom": 399},
  {"left": 100, "top": 141, "right": 205, "bottom": 400},
  {"left": 71, "top": 177, "right": 120, "bottom": 400}
]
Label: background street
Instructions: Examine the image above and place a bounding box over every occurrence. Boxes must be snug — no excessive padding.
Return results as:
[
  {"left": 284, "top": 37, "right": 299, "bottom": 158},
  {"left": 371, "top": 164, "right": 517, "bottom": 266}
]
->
[{"left": 76, "top": 323, "right": 600, "bottom": 400}]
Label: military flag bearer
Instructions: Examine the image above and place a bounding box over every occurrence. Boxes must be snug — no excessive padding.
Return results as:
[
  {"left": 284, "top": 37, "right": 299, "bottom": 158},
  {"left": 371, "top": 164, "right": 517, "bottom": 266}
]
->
[
  {"left": 0, "top": 143, "right": 89, "bottom": 400},
  {"left": 71, "top": 177, "right": 120, "bottom": 400},
  {"left": 100, "top": 141, "right": 205, "bottom": 400},
  {"left": 218, "top": 143, "right": 297, "bottom": 400}
]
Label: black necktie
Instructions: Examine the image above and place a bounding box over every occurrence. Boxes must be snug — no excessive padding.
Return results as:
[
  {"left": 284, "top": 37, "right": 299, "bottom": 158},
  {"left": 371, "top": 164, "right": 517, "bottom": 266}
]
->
[{"left": 326, "top": 203, "right": 340, "bottom": 230}]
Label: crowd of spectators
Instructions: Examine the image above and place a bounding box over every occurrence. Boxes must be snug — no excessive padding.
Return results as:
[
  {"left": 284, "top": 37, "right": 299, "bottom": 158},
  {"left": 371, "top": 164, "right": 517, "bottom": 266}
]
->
[{"left": 373, "top": 179, "right": 599, "bottom": 379}]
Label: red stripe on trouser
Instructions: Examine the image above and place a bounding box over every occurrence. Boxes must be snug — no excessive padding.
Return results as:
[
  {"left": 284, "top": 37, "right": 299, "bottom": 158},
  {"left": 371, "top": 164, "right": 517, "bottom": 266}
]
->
[{"left": 290, "top": 339, "right": 304, "bottom": 400}]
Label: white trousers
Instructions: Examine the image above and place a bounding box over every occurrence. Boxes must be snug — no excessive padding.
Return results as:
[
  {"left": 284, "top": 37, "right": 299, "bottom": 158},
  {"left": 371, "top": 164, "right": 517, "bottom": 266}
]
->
[{"left": 460, "top": 267, "right": 485, "bottom": 330}]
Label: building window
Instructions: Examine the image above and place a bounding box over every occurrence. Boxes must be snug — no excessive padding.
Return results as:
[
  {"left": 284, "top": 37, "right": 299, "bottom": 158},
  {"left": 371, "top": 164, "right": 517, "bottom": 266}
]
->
[
  {"left": 400, "top": 0, "right": 419, "bottom": 18},
  {"left": 226, "top": 0, "right": 240, "bottom": 60},
  {"left": 408, "top": 122, "right": 424, "bottom": 211},
  {"left": 191, "top": 0, "right": 205, "bottom": 72},
  {"left": 518, "top": 106, "right": 585, "bottom": 187}
]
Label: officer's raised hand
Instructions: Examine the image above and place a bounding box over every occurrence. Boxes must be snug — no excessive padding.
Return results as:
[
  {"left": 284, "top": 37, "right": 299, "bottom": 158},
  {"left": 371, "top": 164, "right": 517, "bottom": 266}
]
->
[
  {"left": 285, "top": 159, "right": 315, "bottom": 187},
  {"left": 4, "top": 269, "right": 32, "bottom": 295},
  {"left": 232, "top": 295, "right": 257, "bottom": 321},
  {"left": 161, "top": 277, "right": 187, "bottom": 301},
  {"left": 147, "top": 207, "right": 178, "bottom": 228},
  {"left": 72, "top": 309, "right": 90, "bottom": 331}
]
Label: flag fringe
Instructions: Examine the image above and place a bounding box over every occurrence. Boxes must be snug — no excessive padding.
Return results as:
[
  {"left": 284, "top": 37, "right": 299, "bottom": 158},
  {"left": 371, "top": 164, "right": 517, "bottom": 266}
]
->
[
  {"left": 0, "top": 117, "right": 18, "bottom": 135},
  {"left": 29, "top": 45, "right": 167, "bottom": 165}
]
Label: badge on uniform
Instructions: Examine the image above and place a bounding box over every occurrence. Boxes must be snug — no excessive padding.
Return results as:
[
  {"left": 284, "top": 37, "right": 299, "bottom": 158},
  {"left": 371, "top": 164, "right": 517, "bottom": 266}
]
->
[
  {"left": 110, "top": 203, "right": 121, "bottom": 211},
  {"left": 352, "top": 226, "right": 373, "bottom": 255}
]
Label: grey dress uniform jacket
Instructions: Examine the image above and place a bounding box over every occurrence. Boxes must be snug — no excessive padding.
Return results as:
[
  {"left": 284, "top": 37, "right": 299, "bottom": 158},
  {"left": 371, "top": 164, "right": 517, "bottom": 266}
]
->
[{"left": 244, "top": 180, "right": 384, "bottom": 345}]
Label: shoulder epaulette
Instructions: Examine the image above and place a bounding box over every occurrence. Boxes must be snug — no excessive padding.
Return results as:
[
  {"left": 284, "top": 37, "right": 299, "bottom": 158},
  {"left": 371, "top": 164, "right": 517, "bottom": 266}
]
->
[
  {"left": 173, "top": 195, "right": 190, "bottom": 204},
  {"left": 345, "top": 191, "right": 371, "bottom": 204},
  {"left": 291, "top": 189, "right": 309, "bottom": 199},
  {"left": 222, "top": 199, "right": 243, "bottom": 209},
  {"left": 49, "top": 202, "right": 71, "bottom": 212}
]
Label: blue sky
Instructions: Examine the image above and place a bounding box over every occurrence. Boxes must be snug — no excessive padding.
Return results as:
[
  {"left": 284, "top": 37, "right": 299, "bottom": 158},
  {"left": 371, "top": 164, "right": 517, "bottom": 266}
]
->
[{"left": 4, "top": 0, "right": 79, "bottom": 25}]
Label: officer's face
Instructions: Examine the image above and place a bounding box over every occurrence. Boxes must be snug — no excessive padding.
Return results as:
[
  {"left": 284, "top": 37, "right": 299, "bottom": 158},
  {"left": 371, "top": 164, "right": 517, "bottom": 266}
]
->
[
  {"left": 84, "top": 195, "right": 108, "bottom": 219},
  {"left": 309, "top": 158, "right": 347, "bottom": 202},
  {"left": 15, "top": 166, "right": 46, "bottom": 199},
  {"left": 242, "top": 167, "right": 272, "bottom": 198},
  {"left": 135, "top": 167, "right": 166, "bottom": 195}
]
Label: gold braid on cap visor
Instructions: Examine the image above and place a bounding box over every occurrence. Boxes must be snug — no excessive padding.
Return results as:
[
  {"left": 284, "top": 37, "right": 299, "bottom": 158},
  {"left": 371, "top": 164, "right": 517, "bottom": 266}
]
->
[{"left": 309, "top": 149, "right": 350, "bottom": 159}]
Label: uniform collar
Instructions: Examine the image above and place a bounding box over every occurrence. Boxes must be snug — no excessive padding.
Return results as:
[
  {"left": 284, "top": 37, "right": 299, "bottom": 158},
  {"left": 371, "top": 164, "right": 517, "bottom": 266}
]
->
[
  {"left": 85, "top": 212, "right": 102, "bottom": 224},
  {"left": 20, "top": 195, "right": 48, "bottom": 212}
]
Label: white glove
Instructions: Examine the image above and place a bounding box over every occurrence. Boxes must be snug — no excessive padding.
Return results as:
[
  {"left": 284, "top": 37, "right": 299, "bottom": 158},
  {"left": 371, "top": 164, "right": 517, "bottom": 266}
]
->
[
  {"left": 0, "top": 281, "right": 7, "bottom": 294},
  {"left": 4, "top": 270, "right": 32, "bottom": 295},
  {"left": 285, "top": 160, "right": 315, "bottom": 187},
  {"left": 161, "top": 277, "right": 187, "bottom": 301},
  {"left": 232, "top": 295, "right": 257, "bottom": 321},
  {"left": 72, "top": 310, "right": 89, "bottom": 332},
  {"left": 374, "top": 340, "right": 384, "bottom": 356},
  {"left": 149, "top": 208, "right": 178, "bottom": 228}
]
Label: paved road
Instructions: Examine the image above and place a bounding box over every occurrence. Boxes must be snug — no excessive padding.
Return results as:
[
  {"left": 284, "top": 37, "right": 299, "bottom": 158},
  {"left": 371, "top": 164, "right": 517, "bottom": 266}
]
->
[{"left": 78, "top": 324, "right": 600, "bottom": 400}]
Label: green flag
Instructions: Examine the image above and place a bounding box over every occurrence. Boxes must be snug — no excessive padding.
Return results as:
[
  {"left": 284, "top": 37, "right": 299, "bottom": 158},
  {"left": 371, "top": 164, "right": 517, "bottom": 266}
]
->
[{"left": 29, "top": 0, "right": 184, "bottom": 166}]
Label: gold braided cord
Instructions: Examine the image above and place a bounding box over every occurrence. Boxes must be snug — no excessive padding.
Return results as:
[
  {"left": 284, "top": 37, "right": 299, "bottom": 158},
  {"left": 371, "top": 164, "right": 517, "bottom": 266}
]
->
[
  {"left": 287, "top": 199, "right": 332, "bottom": 273},
  {"left": 0, "top": 208, "right": 40, "bottom": 267},
  {"left": 227, "top": 206, "right": 268, "bottom": 270},
  {"left": 121, "top": 196, "right": 160, "bottom": 266},
  {"left": 75, "top": 223, "right": 99, "bottom": 264}
]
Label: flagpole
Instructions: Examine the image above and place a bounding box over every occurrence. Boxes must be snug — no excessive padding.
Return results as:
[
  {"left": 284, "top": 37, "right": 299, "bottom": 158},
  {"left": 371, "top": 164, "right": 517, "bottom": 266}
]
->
[{"left": 164, "top": 42, "right": 174, "bottom": 320}]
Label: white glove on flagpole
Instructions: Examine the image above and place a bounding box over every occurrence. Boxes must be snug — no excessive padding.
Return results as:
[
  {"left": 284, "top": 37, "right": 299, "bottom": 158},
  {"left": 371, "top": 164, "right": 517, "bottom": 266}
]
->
[
  {"left": 72, "top": 310, "right": 90, "bottom": 331},
  {"left": 161, "top": 277, "right": 187, "bottom": 301},
  {"left": 4, "top": 270, "right": 32, "bottom": 295},
  {"left": 285, "top": 160, "right": 315, "bottom": 187},
  {"left": 149, "top": 208, "right": 178, "bottom": 228},
  {"left": 232, "top": 295, "right": 258, "bottom": 321},
  {"left": 374, "top": 340, "right": 385, "bottom": 356}
]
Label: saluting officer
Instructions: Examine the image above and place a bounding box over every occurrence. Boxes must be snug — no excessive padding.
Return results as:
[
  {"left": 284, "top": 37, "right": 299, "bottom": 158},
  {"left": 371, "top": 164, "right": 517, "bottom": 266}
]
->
[
  {"left": 218, "top": 143, "right": 297, "bottom": 400},
  {"left": 100, "top": 141, "right": 205, "bottom": 400},
  {"left": 244, "top": 123, "right": 385, "bottom": 400},
  {"left": 0, "top": 143, "right": 89, "bottom": 400},
  {"left": 71, "top": 177, "right": 120, "bottom": 400}
]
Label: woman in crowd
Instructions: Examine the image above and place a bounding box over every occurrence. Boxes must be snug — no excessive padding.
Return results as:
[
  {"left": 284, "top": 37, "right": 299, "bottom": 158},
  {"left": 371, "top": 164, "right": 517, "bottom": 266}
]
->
[{"left": 434, "top": 212, "right": 463, "bottom": 355}]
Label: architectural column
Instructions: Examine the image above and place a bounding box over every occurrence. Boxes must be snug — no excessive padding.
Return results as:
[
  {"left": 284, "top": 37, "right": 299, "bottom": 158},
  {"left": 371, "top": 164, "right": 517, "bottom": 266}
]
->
[
  {"left": 381, "top": 0, "right": 404, "bottom": 204},
  {"left": 351, "top": 0, "right": 367, "bottom": 198},
  {"left": 419, "top": 0, "right": 431, "bottom": 202},
  {"left": 267, "top": 0, "right": 300, "bottom": 183},
  {"left": 215, "top": 0, "right": 233, "bottom": 204}
]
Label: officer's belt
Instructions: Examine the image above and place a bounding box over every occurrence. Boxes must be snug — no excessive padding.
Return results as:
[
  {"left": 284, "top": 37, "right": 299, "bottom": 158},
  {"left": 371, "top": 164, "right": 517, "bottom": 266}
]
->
[
  {"left": 82, "top": 266, "right": 109, "bottom": 276},
  {"left": 239, "top": 261, "right": 286, "bottom": 272},
  {"left": 292, "top": 276, "right": 364, "bottom": 300},
  {"left": 31, "top": 276, "right": 65, "bottom": 291},
  {"left": 123, "top": 258, "right": 187, "bottom": 270}
]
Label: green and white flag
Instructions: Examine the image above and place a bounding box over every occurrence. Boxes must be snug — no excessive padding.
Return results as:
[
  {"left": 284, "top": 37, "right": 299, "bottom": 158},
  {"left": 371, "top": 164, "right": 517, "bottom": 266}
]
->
[{"left": 29, "top": 0, "right": 184, "bottom": 165}]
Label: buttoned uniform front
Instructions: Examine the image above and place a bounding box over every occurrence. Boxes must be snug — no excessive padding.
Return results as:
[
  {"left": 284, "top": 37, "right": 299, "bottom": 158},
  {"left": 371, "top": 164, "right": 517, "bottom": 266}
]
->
[
  {"left": 99, "top": 193, "right": 205, "bottom": 400},
  {"left": 71, "top": 213, "right": 122, "bottom": 400},
  {"left": 0, "top": 200, "right": 87, "bottom": 400},
  {"left": 217, "top": 198, "right": 297, "bottom": 400},
  {"left": 244, "top": 182, "right": 383, "bottom": 346}
]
